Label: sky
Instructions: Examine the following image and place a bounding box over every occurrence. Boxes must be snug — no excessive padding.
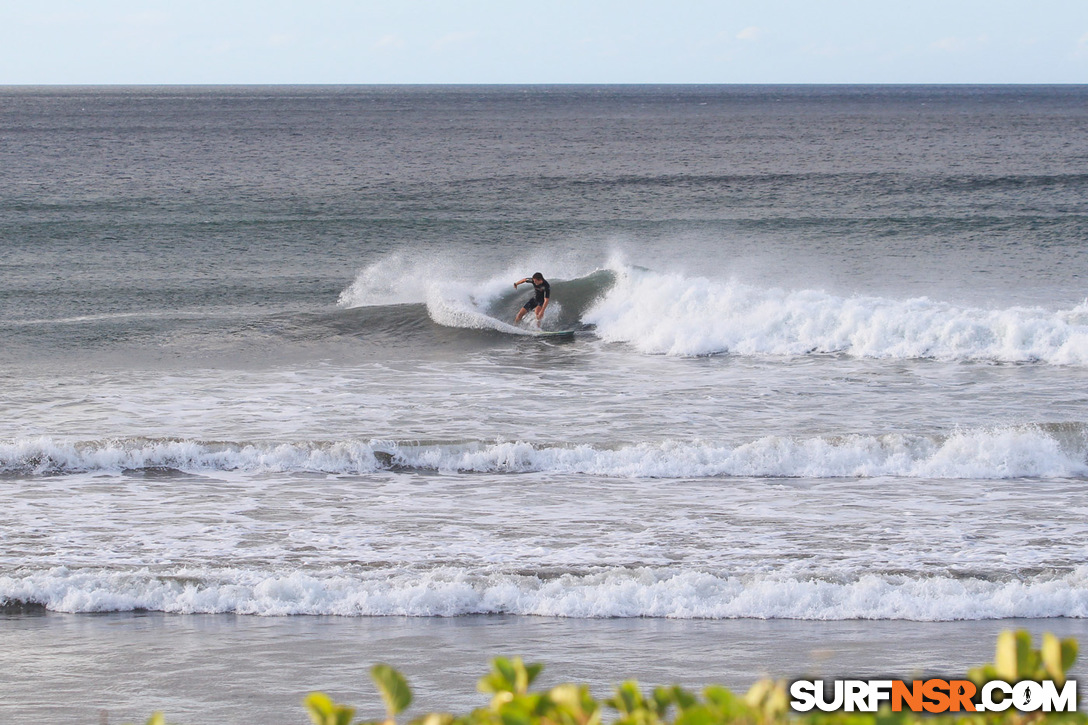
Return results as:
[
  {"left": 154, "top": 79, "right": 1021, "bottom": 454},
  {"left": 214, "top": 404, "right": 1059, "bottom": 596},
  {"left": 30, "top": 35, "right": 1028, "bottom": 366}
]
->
[{"left": 1, "top": 0, "right": 1087, "bottom": 84}]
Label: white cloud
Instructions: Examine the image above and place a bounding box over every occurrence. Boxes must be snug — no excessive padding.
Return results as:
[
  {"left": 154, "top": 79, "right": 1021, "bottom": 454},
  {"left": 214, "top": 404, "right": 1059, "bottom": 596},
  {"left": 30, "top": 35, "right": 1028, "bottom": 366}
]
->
[{"left": 736, "top": 26, "right": 761, "bottom": 42}]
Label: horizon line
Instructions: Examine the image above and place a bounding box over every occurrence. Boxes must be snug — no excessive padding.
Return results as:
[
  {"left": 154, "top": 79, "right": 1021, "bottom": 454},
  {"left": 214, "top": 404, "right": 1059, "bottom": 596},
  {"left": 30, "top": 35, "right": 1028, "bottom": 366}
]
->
[{"left": 2, "top": 81, "right": 1088, "bottom": 88}]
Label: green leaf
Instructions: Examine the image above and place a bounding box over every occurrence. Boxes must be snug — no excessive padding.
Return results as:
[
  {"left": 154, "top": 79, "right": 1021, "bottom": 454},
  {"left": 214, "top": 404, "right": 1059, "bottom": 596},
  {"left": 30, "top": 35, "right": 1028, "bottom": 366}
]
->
[
  {"left": 549, "top": 684, "right": 585, "bottom": 709},
  {"left": 1014, "top": 630, "right": 1038, "bottom": 679},
  {"left": 1061, "top": 637, "right": 1079, "bottom": 673},
  {"left": 372, "top": 664, "right": 413, "bottom": 717},
  {"left": 494, "top": 695, "right": 546, "bottom": 725},
  {"left": 668, "top": 686, "right": 697, "bottom": 711},
  {"left": 481, "top": 658, "right": 519, "bottom": 695},
  {"left": 1043, "top": 633, "right": 1065, "bottom": 683},
  {"left": 544, "top": 683, "right": 600, "bottom": 725},
  {"left": 523, "top": 662, "right": 544, "bottom": 690},
  {"left": 744, "top": 679, "right": 789, "bottom": 718},
  {"left": 305, "top": 693, "right": 335, "bottom": 724},
  {"left": 744, "top": 679, "right": 773, "bottom": 709},
  {"left": 994, "top": 630, "right": 1019, "bottom": 680},
  {"left": 305, "top": 693, "right": 357, "bottom": 725},
  {"left": 496, "top": 659, "right": 518, "bottom": 687},
  {"left": 701, "top": 685, "right": 739, "bottom": 709},
  {"left": 674, "top": 706, "right": 715, "bottom": 725},
  {"left": 609, "top": 681, "right": 644, "bottom": 715},
  {"left": 497, "top": 706, "right": 532, "bottom": 725},
  {"left": 651, "top": 686, "right": 674, "bottom": 716},
  {"left": 477, "top": 658, "right": 543, "bottom": 697},
  {"left": 652, "top": 684, "right": 696, "bottom": 712},
  {"left": 409, "top": 713, "right": 454, "bottom": 725}
]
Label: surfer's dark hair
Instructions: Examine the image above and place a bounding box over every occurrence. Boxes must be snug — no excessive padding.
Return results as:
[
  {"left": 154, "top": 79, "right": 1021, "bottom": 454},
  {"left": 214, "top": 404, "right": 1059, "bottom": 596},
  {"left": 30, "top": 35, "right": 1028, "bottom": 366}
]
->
[{"left": 532, "top": 272, "right": 544, "bottom": 281}]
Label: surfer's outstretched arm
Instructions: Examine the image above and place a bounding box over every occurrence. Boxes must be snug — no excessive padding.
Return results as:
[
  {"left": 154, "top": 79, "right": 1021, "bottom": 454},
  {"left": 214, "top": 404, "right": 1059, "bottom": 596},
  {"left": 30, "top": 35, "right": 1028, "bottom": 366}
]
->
[{"left": 513, "top": 277, "right": 530, "bottom": 288}]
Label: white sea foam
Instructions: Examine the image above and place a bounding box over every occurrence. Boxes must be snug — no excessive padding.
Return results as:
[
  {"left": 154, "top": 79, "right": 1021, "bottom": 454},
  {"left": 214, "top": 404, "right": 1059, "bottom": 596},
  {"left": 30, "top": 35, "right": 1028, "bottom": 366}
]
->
[
  {"left": 585, "top": 266, "right": 1088, "bottom": 362},
  {"left": 424, "top": 285, "right": 535, "bottom": 335},
  {"left": 3, "top": 565, "right": 1086, "bottom": 620},
  {"left": 338, "top": 256, "right": 548, "bottom": 334},
  {"left": 339, "top": 257, "right": 1088, "bottom": 363},
  {"left": 3, "top": 427, "right": 1085, "bottom": 479}
]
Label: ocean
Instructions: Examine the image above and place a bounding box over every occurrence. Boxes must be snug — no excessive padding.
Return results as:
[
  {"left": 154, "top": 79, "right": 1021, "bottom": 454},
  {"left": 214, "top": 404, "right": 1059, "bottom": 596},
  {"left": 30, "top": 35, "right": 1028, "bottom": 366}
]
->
[{"left": 2, "top": 85, "right": 1088, "bottom": 723}]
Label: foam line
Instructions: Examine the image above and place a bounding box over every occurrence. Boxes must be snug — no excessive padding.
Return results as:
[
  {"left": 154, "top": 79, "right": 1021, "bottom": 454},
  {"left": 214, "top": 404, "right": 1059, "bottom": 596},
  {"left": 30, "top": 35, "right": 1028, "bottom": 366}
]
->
[
  {"left": 3, "top": 427, "right": 1086, "bottom": 479},
  {"left": 3, "top": 566, "right": 1086, "bottom": 619}
]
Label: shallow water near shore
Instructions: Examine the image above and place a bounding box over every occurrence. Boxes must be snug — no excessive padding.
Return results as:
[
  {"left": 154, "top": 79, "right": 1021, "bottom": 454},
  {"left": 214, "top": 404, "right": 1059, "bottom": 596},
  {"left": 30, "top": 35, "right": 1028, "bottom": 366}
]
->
[{"left": 4, "top": 612, "right": 1088, "bottom": 725}]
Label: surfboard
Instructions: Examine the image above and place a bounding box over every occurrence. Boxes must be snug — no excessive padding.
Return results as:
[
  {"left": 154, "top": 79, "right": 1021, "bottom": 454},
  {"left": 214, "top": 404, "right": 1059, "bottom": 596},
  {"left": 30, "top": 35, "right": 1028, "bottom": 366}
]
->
[{"left": 534, "top": 329, "right": 576, "bottom": 338}]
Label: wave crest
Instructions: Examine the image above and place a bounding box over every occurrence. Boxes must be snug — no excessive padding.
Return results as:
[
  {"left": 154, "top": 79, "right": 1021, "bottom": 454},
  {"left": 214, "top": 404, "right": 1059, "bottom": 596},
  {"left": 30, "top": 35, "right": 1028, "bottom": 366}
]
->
[
  {"left": 337, "top": 257, "right": 1088, "bottom": 363},
  {"left": 584, "top": 267, "right": 1088, "bottom": 362},
  {"left": 4, "top": 427, "right": 1086, "bottom": 479},
  {"left": 3, "top": 565, "right": 1086, "bottom": 619}
]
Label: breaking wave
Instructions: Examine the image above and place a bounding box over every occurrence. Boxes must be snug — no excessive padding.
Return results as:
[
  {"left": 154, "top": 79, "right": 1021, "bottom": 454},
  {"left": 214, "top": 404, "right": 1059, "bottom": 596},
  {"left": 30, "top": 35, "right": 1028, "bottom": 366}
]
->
[
  {"left": 4, "top": 425, "right": 1086, "bottom": 479},
  {"left": 584, "top": 266, "right": 1088, "bottom": 361},
  {"left": 336, "top": 255, "right": 611, "bottom": 335},
  {"left": 3, "top": 565, "right": 1086, "bottom": 619},
  {"left": 338, "top": 257, "right": 1088, "bottom": 363}
]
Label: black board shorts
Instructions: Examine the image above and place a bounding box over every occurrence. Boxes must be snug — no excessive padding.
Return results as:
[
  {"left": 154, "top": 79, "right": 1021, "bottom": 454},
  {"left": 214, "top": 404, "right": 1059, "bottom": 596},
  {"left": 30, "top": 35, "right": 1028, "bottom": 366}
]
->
[{"left": 521, "top": 280, "right": 549, "bottom": 310}]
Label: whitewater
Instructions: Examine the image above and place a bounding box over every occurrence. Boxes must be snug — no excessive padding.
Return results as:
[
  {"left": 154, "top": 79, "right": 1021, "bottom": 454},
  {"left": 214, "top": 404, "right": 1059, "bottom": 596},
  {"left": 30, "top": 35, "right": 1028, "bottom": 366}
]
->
[
  {"left": 4, "top": 426, "right": 1088, "bottom": 478},
  {"left": 6, "top": 252, "right": 1088, "bottom": 623},
  {"left": 6, "top": 566, "right": 1088, "bottom": 620},
  {"left": 336, "top": 259, "right": 1088, "bottom": 363},
  {"left": 4, "top": 85, "right": 1088, "bottom": 723}
]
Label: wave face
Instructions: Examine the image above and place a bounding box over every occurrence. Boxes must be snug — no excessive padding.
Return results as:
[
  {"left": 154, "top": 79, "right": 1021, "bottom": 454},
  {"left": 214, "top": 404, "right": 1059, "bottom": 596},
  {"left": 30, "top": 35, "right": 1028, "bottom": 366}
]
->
[
  {"left": 3, "top": 566, "right": 1087, "bottom": 619},
  {"left": 4, "top": 426, "right": 1086, "bottom": 479},
  {"left": 336, "top": 255, "right": 614, "bottom": 336},
  {"left": 336, "top": 259, "right": 1088, "bottom": 363}
]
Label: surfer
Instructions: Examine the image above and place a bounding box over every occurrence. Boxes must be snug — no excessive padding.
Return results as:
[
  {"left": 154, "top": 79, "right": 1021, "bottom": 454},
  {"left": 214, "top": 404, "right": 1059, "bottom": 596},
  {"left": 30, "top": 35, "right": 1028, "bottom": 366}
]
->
[{"left": 514, "top": 272, "right": 550, "bottom": 325}]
